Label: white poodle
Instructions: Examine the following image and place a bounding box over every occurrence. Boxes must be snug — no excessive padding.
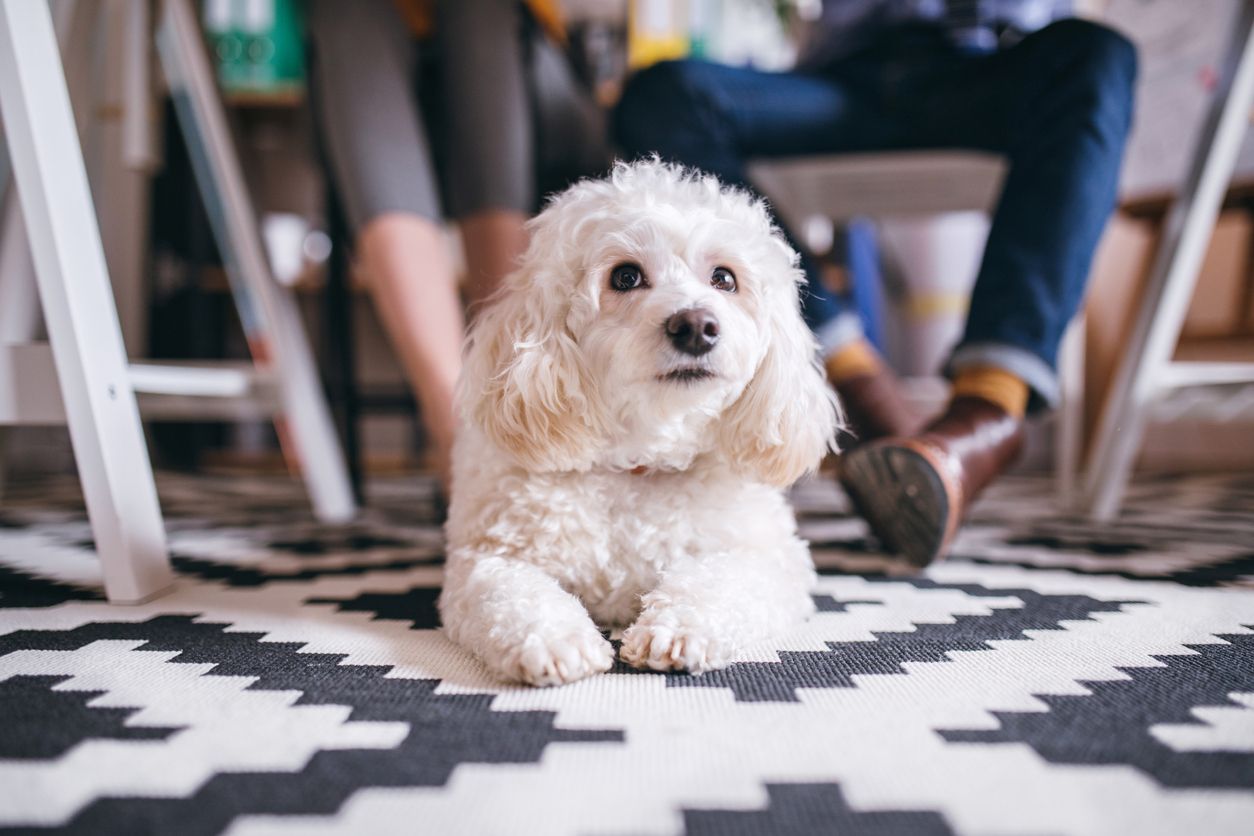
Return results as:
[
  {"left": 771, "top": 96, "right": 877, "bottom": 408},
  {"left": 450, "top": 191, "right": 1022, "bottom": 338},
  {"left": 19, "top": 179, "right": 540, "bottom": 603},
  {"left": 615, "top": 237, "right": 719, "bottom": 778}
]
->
[{"left": 440, "top": 160, "right": 841, "bottom": 686}]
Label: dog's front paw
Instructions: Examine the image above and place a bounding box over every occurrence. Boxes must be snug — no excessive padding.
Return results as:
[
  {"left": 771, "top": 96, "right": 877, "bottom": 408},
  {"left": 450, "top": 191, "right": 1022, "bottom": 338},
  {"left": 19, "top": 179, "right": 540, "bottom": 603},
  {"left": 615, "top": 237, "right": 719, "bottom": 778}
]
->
[
  {"left": 504, "top": 627, "right": 614, "bottom": 687},
  {"left": 620, "top": 619, "right": 733, "bottom": 674}
]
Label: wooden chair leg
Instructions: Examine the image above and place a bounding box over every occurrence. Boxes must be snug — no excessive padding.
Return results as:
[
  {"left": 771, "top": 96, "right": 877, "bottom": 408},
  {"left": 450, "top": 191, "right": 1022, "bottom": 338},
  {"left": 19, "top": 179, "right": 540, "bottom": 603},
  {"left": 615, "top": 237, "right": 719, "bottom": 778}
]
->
[{"left": 323, "top": 187, "right": 364, "bottom": 501}]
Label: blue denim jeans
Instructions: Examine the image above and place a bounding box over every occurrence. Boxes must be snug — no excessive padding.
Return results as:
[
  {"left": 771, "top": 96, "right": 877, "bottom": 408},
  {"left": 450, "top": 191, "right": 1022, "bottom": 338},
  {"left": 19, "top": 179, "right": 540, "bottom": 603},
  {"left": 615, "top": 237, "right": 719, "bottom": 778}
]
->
[{"left": 613, "top": 19, "right": 1137, "bottom": 410}]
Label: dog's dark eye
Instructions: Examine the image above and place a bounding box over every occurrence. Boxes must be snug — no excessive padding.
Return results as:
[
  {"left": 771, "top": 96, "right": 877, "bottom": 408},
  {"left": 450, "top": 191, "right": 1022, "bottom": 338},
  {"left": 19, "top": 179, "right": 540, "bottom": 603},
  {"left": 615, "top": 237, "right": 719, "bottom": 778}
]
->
[
  {"left": 711, "top": 266, "right": 737, "bottom": 292},
  {"left": 610, "top": 263, "right": 646, "bottom": 292}
]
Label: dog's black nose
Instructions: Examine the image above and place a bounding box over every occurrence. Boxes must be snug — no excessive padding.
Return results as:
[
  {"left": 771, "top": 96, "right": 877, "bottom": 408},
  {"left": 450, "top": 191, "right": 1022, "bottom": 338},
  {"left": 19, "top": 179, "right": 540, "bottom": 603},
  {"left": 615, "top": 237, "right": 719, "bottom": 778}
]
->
[{"left": 665, "top": 308, "right": 720, "bottom": 356}]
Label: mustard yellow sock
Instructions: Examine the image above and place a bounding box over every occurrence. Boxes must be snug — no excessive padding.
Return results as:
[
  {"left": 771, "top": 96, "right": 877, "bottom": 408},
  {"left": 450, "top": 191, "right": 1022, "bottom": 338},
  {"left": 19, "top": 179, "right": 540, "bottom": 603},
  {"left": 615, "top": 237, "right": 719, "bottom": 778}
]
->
[
  {"left": 824, "top": 339, "right": 883, "bottom": 384},
  {"left": 951, "top": 366, "right": 1029, "bottom": 419}
]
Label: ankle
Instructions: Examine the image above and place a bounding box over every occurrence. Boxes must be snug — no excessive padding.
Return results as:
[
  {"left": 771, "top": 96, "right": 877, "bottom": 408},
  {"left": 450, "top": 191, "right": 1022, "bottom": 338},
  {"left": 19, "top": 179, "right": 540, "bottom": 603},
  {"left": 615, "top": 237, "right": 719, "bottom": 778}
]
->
[{"left": 950, "top": 366, "right": 1029, "bottom": 419}]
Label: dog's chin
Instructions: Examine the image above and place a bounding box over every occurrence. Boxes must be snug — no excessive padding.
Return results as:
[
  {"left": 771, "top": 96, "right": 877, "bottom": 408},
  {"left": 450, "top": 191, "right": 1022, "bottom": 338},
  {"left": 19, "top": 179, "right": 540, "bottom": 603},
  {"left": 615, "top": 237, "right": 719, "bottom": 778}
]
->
[{"left": 656, "top": 367, "right": 717, "bottom": 384}]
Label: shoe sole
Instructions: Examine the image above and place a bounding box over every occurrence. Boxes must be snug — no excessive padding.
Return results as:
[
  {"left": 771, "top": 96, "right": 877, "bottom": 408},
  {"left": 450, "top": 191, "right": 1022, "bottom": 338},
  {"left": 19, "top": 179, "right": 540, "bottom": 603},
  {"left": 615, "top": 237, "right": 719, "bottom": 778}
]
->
[{"left": 838, "top": 442, "right": 960, "bottom": 569}]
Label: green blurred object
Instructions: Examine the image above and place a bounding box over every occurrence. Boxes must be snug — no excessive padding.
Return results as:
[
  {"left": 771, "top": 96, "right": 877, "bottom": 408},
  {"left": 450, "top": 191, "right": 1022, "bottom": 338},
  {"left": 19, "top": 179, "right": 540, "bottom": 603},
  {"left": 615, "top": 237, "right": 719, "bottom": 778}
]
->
[{"left": 201, "top": 0, "right": 305, "bottom": 100}]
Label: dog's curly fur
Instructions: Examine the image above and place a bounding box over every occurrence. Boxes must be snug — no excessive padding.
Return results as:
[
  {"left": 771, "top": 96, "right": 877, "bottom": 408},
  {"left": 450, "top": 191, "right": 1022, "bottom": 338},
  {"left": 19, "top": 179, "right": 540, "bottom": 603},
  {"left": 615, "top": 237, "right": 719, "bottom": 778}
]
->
[{"left": 440, "top": 160, "right": 842, "bottom": 686}]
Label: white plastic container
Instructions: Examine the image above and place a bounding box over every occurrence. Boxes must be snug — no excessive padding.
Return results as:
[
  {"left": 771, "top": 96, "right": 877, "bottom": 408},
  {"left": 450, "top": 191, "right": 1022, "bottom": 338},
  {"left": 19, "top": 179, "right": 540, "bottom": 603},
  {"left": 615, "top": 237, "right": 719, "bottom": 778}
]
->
[{"left": 877, "top": 211, "right": 990, "bottom": 377}]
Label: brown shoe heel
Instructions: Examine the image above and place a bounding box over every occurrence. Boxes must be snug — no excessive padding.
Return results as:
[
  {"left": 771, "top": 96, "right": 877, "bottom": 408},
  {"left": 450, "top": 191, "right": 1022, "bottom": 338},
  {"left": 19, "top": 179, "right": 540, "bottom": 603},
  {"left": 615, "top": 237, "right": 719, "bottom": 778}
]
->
[{"left": 838, "top": 441, "right": 961, "bottom": 569}]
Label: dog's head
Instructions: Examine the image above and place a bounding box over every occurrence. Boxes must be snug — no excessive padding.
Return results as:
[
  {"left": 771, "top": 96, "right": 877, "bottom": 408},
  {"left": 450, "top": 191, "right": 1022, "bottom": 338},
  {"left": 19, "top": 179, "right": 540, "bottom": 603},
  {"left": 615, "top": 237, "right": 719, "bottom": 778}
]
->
[{"left": 461, "top": 159, "right": 841, "bottom": 486}]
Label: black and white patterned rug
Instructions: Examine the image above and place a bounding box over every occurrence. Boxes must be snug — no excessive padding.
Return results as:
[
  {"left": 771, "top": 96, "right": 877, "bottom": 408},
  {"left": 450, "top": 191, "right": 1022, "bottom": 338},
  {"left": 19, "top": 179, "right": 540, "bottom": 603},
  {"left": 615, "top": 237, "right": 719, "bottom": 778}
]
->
[{"left": 1, "top": 470, "right": 1252, "bottom": 835}]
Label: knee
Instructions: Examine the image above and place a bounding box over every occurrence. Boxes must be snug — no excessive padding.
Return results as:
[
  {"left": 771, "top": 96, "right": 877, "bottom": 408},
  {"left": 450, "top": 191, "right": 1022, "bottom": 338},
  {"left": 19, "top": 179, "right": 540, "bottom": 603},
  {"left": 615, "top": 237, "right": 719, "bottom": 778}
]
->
[
  {"left": 1025, "top": 19, "right": 1138, "bottom": 143},
  {"left": 613, "top": 60, "right": 722, "bottom": 157},
  {"left": 1038, "top": 19, "right": 1138, "bottom": 100}
]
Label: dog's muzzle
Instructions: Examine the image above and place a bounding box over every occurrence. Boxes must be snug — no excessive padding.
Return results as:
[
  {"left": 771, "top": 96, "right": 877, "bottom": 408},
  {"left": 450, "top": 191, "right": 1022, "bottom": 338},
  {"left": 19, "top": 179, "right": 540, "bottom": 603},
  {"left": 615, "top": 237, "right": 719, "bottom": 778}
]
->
[{"left": 665, "top": 308, "right": 719, "bottom": 357}]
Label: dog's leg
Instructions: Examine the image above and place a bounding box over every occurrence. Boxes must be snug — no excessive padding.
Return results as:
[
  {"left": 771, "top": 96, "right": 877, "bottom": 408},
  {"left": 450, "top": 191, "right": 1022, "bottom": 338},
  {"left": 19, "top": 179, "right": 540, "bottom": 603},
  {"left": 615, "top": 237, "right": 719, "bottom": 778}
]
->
[
  {"left": 440, "top": 551, "right": 614, "bottom": 686},
  {"left": 620, "top": 542, "right": 816, "bottom": 674}
]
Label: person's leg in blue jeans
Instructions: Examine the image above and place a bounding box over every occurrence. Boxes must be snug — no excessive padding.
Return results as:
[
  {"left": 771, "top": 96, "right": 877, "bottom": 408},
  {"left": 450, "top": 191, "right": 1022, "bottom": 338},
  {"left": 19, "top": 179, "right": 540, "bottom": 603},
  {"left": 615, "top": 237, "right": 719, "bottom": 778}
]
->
[
  {"left": 839, "top": 19, "right": 1137, "bottom": 565},
  {"left": 891, "top": 19, "right": 1139, "bottom": 410}
]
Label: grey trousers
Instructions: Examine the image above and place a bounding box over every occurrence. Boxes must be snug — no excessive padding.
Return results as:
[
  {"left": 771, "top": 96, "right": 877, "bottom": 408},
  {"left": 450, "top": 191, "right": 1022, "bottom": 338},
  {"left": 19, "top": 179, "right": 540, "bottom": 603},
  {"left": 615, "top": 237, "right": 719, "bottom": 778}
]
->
[{"left": 306, "top": 0, "right": 608, "bottom": 232}]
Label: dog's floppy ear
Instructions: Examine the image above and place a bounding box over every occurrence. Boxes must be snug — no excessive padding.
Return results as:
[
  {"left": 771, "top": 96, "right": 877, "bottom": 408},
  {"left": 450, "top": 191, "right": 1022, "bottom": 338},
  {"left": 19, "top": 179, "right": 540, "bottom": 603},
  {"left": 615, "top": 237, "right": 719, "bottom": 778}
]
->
[
  {"left": 461, "top": 262, "right": 604, "bottom": 473},
  {"left": 718, "top": 250, "right": 841, "bottom": 487}
]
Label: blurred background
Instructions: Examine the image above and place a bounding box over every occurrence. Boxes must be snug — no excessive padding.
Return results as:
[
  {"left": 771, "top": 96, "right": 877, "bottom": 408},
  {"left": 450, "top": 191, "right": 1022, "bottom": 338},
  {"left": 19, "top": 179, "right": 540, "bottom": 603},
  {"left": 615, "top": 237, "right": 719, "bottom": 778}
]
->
[{"left": 2, "top": 0, "right": 1252, "bottom": 494}]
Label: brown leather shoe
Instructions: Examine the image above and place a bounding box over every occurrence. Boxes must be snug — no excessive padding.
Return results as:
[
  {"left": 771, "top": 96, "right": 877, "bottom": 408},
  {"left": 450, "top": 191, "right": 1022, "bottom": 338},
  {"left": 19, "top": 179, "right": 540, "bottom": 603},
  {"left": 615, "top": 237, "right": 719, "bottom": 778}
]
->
[
  {"left": 832, "top": 367, "right": 923, "bottom": 449},
  {"left": 838, "top": 396, "right": 1025, "bottom": 568}
]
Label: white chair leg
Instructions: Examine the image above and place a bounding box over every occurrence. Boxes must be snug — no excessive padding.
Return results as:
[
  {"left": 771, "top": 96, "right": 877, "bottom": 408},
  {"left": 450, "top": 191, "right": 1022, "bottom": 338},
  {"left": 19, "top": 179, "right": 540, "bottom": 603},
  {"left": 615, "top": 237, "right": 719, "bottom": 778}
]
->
[
  {"left": 1055, "top": 313, "right": 1084, "bottom": 511},
  {"left": 1084, "top": 2, "right": 1254, "bottom": 521},
  {"left": 0, "top": 0, "right": 172, "bottom": 602},
  {"left": 155, "top": 0, "right": 355, "bottom": 522}
]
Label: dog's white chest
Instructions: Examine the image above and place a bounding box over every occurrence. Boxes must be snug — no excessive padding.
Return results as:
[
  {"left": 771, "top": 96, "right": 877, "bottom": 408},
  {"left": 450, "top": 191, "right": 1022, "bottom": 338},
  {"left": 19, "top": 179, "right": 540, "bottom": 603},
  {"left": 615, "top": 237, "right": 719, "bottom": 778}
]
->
[
  {"left": 497, "top": 470, "right": 781, "bottom": 625},
  {"left": 529, "top": 472, "right": 698, "bottom": 623}
]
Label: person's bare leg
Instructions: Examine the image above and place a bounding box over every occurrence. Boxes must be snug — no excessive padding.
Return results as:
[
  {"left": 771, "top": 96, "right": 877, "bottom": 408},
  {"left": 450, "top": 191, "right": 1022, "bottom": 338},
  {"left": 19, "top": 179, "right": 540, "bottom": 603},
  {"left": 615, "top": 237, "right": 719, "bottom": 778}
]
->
[
  {"left": 358, "top": 213, "right": 464, "bottom": 486},
  {"left": 459, "top": 208, "right": 530, "bottom": 311}
]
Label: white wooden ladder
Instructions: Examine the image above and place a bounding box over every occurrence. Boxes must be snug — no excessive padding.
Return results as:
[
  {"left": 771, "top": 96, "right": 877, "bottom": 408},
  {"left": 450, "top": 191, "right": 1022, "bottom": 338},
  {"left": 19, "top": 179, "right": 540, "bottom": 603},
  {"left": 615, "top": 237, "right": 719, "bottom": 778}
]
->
[
  {"left": 1084, "top": 0, "right": 1254, "bottom": 519},
  {"left": 0, "top": 0, "right": 355, "bottom": 603}
]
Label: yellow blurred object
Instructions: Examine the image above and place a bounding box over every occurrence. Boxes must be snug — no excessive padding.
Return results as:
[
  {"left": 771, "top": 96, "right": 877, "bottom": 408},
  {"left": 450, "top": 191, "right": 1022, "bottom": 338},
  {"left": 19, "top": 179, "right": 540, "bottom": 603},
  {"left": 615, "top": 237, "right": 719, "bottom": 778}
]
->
[
  {"left": 628, "top": 0, "right": 690, "bottom": 69},
  {"left": 824, "top": 339, "right": 884, "bottom": 383},
  {"left": 902, "top": 292, "right": 970, "bottom": 319},
  {"left": 952, "top": 366, "right": 1029, "bottom": 418},
  {"left": 393, "top": 0, "right": 566, "bottom": 44}
]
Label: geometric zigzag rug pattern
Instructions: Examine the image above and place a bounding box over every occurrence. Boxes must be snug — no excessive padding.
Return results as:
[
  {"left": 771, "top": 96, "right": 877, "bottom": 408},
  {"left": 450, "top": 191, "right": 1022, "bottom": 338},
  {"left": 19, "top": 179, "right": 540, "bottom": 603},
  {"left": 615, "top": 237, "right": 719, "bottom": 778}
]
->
[{"left": 1, "top": 471, "right": 1252, "bottom": 835}]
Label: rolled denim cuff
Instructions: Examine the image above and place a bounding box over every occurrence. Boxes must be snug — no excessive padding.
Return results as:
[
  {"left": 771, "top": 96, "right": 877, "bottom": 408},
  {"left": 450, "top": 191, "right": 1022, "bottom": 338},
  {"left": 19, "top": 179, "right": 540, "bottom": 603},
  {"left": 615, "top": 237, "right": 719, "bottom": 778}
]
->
[
  {"left": 814, "top": 312, "right": 866, "bottom": 358},
  {"left": 946, "top": 342, "right": 1059, "bottom": 412}
]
